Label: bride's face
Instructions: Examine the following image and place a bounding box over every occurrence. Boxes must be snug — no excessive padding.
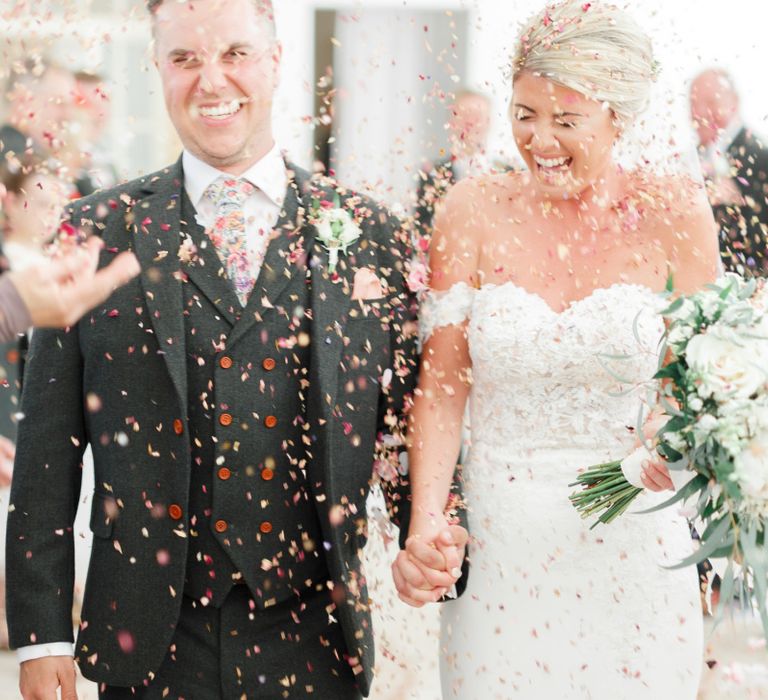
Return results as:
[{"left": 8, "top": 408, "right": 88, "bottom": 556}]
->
[{"left": 511, "top": 71, "right": 620, "bottom": 198}]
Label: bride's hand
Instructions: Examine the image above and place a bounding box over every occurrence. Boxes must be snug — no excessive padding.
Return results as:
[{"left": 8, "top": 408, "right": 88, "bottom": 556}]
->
[
  {"left": 640, "top": 458, "right": 675, "bottom": 491},
  {"left": 639, "top": 412, "right": 675, "bottom": 491}
]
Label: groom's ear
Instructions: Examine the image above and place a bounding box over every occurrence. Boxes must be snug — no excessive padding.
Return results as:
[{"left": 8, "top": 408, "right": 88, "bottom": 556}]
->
[
  {"left": 149, "top": 38, "right": 159, "bottom": 69},
  {"left": 270, "top": 40, "right": 283, "bottom": 89}
]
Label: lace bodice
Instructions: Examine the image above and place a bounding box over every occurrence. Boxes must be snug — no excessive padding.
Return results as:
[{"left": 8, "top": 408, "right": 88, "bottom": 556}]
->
[{"left": 421, "top": 282, "right": 665, "bottom": 456}]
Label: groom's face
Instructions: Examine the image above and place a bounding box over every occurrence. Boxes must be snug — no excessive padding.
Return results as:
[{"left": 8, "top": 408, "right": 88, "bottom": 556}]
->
[{"left": 153, "top": 0, "right": 281, "bottom": 174}]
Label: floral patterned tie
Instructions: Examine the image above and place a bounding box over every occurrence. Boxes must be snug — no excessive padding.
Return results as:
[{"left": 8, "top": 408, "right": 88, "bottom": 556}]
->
[{"left": 203, "top": 176, "right": 260, "bottom": 306}]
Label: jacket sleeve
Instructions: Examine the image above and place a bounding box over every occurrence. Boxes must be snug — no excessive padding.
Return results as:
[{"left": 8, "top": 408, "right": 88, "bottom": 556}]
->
[
  {"left": 5, "top": 320, "right": 86, "bottom": 648},
  {"left": 372, "top": 213, "right": 418, "bottom": 546}
]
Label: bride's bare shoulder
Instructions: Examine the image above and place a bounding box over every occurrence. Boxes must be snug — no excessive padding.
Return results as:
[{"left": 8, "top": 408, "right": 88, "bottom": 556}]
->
[
  {"left": 627, "top": 168, "right": 707, "bottom": 220},
  {"left": 437, "top": 170, "right": 530, "bottom": 224},
  {"left": 628, "top": 168, "right": 718, "bottom": 276}
]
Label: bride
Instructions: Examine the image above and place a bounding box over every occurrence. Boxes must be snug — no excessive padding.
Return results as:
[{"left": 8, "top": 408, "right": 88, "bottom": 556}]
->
[{"left": 392, "top": 1, "right": 719, "bottom": 698}]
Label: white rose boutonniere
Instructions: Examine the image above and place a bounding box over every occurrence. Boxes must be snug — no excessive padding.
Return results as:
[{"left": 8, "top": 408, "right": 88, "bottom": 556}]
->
[{"left": 311, "top": 193, "right": 362, "bottom": 274}]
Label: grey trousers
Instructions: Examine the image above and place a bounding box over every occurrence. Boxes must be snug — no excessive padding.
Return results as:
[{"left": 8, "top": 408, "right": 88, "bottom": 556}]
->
[{"left": 98, "top": 584, "right": 362, "bottom": 699}]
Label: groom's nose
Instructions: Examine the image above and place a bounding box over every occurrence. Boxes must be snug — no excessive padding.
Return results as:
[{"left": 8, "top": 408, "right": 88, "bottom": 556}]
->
[{"left": 198, "top": 59, "right": 228, "bottom": 94}]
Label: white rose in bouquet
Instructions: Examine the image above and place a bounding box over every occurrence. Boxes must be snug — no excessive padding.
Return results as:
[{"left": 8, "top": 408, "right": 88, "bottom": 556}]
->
[
  {"left": 733, "top": 433, "right": 768, "bottom": 514},
  {"left": 719, "top": 299, "right": 759, "bottom": 326},
  {"left": 686, "top": 325, "right": 768, "bottom": 401}
]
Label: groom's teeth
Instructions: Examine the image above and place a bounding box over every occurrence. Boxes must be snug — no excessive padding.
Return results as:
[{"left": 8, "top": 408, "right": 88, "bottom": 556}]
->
[
  {"left": 534, "top": 155, "right": 570, "bottom": 168},
  {"left": 199, "top": 99, "right": 242, "bottom": 118}
]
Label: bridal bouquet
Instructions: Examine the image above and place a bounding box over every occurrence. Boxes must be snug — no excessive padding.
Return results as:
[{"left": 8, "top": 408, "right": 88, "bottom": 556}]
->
[{"left": 569, "top": 274, "right": 768, "bottom": 628}]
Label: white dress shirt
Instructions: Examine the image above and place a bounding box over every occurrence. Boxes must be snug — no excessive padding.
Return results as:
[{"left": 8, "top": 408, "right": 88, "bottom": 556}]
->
[
  {"left": 16, "top": 144, "right": 289, "bottom": 665},
  {"left": 700, "top": 116, "right": 743, "bottom": 178},
  {"left": 182, "top": 143, "right": 288, "bottom": 260}
]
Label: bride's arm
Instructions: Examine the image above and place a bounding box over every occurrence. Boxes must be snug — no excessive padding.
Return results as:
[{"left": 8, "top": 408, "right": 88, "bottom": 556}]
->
[
  {"left": 410, "top": 184, "right": 480, "bottom": 527},
  {"left": 393, "top": 183, "right": 480, "bottom": 605},
  {"left": 641, "top": 178, "right": 720, "bottom": 492}
]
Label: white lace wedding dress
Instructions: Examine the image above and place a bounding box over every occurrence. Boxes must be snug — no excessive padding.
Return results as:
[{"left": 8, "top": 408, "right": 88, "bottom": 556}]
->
[{"left": 421, "top": 282, "right": 703, "bottom": 700}]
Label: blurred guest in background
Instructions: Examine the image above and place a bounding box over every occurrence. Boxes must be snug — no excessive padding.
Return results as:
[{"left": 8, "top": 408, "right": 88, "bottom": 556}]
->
[
  {"left": 415, "top": 89, "right": 492, "bottom": 244},
  {"left": 1, "top": 58, "right": 77, "bottom": 176},
  {"left": 72, "top": 71, "right": 119, "bottom": 194},
  {"left": 1, "top": 57, "right": 105, "bottom": 198},
  {"left": 691, "top": 68, "right": 768, "bottom": 275}
]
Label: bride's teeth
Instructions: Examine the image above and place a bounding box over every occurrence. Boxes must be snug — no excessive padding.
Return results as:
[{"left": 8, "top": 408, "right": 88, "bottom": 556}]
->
[{"left": 534, "top": 155, "right": 570, "bottom": 168}]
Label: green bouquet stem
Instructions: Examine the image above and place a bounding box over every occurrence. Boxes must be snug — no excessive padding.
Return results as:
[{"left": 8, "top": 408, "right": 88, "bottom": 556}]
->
[{"left": 569, "top": 461, "right": 644, "bottom": 529}]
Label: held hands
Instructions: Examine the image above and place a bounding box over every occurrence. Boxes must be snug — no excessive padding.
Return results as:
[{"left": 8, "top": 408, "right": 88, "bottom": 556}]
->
[{"left": 392, "top": 513, "right": 468, "bottom": 608}]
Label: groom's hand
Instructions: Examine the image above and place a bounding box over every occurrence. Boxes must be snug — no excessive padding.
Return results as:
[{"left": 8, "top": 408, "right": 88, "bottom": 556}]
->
[
  {"left": 19, "top": 656, "right": 78, "bottom": 700},
  {"left": 392, "top": 525, "right": 468, "bottom": 607}
]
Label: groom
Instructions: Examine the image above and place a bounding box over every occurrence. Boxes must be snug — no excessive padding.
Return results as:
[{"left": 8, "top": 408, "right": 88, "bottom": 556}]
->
[{"left": 6, "top": 0, "right": 467, "bottom": 697}]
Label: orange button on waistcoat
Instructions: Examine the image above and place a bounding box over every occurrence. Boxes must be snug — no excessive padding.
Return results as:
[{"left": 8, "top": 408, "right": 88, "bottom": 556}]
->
[
  {"left": 214, "top": 520, "right": 228, "bottom": 533},
  {"left": 259, "top": 521, "right": 273, "bottom": 534},
  {"left": 261, "top": 468, "right": 275, "bottom": 481},
  {"left": 220, "top": 356, "right": 233, "bottom": 369},
  {"left": 168, "top": 504, "right": 183, "bottom": 521},
  {"left": 219, "top": 413, "right": 233, "bottom": 427},
  {"left": 218, "top": 467, "right": 232, "bottom": 481},
  {"left": 264, "top": 415, "right": 278, "bottom": 429},
  {"left": 173, "top": 419, "right": 184, "bottom": 435},
  {"left": 262, "top": 358, "right": 276, "bottom": 371}
]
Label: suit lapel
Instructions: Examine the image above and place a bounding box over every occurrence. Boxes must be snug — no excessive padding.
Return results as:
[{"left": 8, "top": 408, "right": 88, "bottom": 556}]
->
[
  {"left": 178, "top": 189, "right": 241, "bottom": 325},
  {"left": 132, "top": 160, "right": 188, "bottom": 410},
  {"left": 308, "top": 177, "right": 355, "bottom": 496}
]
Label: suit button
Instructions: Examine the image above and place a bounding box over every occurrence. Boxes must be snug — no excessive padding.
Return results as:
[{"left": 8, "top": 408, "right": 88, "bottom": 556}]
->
[
  {"left": 261, "top": 468, "right": 275, "bottom": 481},
  {"left": 220, "top": 356, "right": 233, "bottom": 369},
  {"left": 262, "top": 358, "right": 276, "bottom": 371},
  {"left": 168, "top": 504, "right": 183, "bottom": 521},
  {"left": 218, "top": 467, "right": 231, "bottom": 481},
  {"left": 219, "top": 413, "right": 233, "bottom": 427},
  {"left": 259, "top": 521, "right": 273, "bottom": 534},
  {"left": 264, "top": 415, "right": 278, "bottom": 429},
  {"left": 214, "top": 520, "right": 228, "bottom": 533},
  {"left": 173, "top": 419, "right": 184, "bottom": 435}
]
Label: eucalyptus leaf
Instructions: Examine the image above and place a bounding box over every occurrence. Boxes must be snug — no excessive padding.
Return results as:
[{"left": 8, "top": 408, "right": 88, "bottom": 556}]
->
[{"left": 665, "top": 516, "right": 733, "bottom": 569}]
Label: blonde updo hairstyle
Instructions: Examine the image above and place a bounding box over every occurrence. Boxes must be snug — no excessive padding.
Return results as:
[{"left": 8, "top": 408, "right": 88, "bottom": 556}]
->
[{"left": 512, "top": 0, "right": 657, "bottom": 128}]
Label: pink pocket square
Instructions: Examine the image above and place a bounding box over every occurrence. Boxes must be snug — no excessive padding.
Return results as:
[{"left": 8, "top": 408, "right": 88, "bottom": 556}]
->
[{"left": 351, "top": 268, "right": 385, "bottom": 301}]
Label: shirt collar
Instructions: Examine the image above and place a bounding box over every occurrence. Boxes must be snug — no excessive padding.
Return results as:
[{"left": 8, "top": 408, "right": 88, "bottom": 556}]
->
[
  {"left": 717, "top": 115, "right": 743, "bottom": 153},
  {"left": 704, "top": 115, "right": 743, "bottom": 161},
  {"left": 182, "top": 143, "right": 288, "bottom": 208}
]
